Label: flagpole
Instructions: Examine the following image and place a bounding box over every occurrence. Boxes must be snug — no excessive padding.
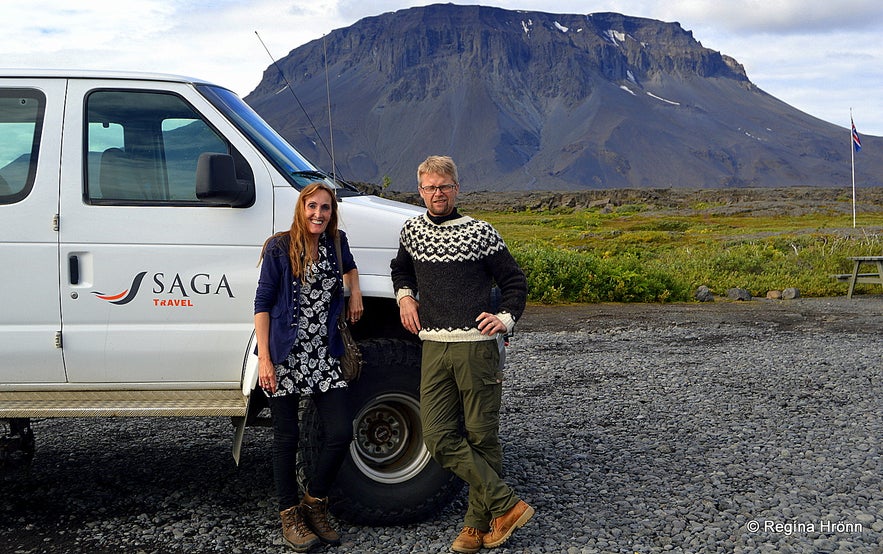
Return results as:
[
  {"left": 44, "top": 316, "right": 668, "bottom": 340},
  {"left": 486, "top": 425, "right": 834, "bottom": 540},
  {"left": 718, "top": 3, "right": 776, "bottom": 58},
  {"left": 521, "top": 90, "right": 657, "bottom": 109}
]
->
[{"left": 851, "top": 108, "right": 856, "bottom": 228}]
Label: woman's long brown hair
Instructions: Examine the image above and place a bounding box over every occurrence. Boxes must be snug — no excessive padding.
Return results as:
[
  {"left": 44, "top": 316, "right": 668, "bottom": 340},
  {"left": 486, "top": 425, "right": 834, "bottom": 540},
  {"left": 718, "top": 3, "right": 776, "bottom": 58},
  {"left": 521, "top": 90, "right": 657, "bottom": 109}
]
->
[{"left": 259, "top": 182, "right": 339, "bottom": 278}]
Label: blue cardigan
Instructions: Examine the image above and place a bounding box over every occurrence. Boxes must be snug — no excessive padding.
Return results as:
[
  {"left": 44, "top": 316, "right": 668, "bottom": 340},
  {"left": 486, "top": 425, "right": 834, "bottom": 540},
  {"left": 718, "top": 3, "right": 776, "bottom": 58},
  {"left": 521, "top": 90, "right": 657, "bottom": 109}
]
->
[{"left": 254, "top": 230, "right": 357, "bottom": 365}]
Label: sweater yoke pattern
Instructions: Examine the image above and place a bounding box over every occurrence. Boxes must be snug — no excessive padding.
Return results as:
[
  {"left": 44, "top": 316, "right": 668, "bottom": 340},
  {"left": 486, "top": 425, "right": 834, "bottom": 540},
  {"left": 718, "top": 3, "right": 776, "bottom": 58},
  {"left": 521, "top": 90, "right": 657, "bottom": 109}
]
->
[{"left": 402, "top": 215, "right": 506, "bottom": 263}]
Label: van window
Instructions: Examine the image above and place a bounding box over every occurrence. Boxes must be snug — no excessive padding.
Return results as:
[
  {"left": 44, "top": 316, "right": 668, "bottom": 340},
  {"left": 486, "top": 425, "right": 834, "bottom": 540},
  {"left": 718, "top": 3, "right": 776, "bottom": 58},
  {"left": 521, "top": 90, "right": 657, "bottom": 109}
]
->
[
  {"left": 0, "top": 89, "right": 44, "bottom": 204},
  {"left": 85, "top": 90, "right": 239, "bottom": 204}
]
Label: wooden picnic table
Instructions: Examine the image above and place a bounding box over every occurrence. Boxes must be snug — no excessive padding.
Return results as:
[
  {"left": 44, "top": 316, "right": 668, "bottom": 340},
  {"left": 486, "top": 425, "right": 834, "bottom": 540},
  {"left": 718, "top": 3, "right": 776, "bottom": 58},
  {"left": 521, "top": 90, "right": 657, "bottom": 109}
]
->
[{"left": 835, "top": 255, "right": 883, "bottom": 299}]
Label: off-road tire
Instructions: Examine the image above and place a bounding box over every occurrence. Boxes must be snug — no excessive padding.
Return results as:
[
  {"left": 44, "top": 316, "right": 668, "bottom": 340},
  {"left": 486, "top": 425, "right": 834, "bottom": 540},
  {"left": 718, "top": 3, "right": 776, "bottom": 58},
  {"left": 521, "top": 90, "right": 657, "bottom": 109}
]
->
[{"left": 300, "top": 338, "right": 463, "bottom": 525}]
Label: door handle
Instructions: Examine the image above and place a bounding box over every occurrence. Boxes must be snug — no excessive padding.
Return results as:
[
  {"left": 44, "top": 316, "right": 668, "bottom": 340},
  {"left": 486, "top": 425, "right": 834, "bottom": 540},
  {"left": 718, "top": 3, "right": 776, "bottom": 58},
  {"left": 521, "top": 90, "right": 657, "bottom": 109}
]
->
[{"left": 69, "top": 255, "right": 80, "bottom": 285}]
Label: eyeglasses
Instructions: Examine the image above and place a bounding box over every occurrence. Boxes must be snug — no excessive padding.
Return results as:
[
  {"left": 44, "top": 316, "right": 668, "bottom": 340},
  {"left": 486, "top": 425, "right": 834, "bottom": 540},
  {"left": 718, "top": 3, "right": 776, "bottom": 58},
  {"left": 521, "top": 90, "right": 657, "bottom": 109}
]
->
[{"left": 419, "top": 183, "right": 457, "bottom": 194}]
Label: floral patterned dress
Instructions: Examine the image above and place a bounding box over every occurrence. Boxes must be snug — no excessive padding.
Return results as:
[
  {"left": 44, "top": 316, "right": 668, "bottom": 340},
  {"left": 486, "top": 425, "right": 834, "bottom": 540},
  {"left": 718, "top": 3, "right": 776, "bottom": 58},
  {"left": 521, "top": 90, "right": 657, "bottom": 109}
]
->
[{"left": 271, "top": 243, "right": 347, "bottom": 397}]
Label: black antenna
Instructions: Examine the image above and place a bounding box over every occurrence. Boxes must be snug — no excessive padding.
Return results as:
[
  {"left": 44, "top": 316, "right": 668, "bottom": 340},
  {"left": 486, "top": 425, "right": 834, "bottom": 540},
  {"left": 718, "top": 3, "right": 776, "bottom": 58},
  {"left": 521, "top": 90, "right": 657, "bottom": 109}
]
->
[
  {"left": 323, "top": 34, "right": 337, "bottom": 179},
  {"left": 254, "top": 31, "right": 335, "bottom": 166}
]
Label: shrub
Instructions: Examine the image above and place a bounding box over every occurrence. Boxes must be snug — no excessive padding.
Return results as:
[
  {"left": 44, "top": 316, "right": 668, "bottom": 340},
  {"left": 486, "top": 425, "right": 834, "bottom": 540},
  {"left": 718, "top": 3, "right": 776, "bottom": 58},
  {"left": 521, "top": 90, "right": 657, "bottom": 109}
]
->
[
  {"left": 484, "top": 206, "right": 883, "bottom": 303},
  {"left": 512, "top": 245, "right": 690, "bottom": 303}
]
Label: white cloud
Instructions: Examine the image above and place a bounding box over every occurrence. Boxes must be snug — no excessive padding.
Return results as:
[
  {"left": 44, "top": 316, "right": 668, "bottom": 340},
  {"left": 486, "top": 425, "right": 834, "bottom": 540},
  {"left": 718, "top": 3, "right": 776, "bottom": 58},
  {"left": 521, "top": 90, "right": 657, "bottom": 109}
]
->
[
  {"left": 2, "top": 1, "right": 351, "bottom": 98},
  {"left": 659, "top": 0, "right": 883, "bottom": 34}
]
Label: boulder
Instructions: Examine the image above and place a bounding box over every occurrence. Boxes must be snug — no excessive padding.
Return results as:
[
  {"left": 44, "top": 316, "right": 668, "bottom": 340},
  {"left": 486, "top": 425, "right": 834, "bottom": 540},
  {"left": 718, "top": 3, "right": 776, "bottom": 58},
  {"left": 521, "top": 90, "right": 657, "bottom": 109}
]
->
[{"left": 727, "top": 287, "right": 752, "bottom": 301}]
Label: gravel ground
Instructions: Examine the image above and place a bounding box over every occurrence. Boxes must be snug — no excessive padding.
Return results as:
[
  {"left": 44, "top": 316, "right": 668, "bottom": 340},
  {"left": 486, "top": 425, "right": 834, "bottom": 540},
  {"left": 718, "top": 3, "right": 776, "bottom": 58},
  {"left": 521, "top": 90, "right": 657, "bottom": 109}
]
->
[{"left": 1, "top": 297, "right": 881, "bottom": 554}]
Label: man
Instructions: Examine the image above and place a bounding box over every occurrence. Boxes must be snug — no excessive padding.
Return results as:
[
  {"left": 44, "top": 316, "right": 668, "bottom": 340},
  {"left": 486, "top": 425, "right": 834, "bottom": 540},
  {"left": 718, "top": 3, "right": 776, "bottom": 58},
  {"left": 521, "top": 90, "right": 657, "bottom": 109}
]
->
[{"left": 390, "top": 155, "right": 532, "bottom": 552}]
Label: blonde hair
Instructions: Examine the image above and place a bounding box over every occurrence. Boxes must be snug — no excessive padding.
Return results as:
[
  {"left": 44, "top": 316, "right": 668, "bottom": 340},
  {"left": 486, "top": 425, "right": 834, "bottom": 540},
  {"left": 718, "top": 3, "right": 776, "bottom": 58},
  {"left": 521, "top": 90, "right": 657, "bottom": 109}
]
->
[
  {"left": 417, "top": 155, "right": 459, "bottom": 186},
  {"left": 260, "top": 182, "right": 339, "bottom": 278}
]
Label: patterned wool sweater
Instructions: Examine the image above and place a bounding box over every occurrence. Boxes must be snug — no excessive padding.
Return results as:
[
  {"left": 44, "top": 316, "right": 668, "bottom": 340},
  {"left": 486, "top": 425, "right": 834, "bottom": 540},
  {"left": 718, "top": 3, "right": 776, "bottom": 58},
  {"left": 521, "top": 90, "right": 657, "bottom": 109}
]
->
[{"left": 390, "top": 211, "right": 527, "bottom": 342}]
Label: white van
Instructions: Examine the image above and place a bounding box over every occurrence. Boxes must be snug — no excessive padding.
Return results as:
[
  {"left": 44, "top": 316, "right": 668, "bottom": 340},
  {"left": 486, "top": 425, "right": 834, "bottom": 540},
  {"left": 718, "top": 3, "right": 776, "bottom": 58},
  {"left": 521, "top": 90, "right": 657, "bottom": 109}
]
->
[{"left": 0, "top": 69, "right": 460, "bottom": 525}]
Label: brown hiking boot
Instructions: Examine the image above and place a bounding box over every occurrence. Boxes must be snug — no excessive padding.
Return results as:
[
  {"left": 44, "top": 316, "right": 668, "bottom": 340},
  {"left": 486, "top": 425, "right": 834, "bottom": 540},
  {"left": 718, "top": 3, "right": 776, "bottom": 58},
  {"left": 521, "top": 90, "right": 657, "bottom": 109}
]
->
[
  {"left": 280, "top": 505, "right": 320, "bottom": 552},
  {"left": 301, "top": 491, "right": 341, "bottom": 545},
  {"left": 483, "top": 500, "right": 534, "bottom": 549},
  {"left": 451, "top": 526, "right": 486, "bottom": 553}
]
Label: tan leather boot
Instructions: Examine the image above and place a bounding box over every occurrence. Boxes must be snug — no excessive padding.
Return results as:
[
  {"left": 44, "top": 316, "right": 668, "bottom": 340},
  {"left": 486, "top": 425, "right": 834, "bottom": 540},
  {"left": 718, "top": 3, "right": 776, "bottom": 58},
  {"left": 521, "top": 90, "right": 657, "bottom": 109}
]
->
[
  {"left": 451, "top": 526, "right": 486, "bottom": 553},
  {"left": 484, "top": 500, "right": 534, "bottom": 548},
  {"left": 280, "top": 505, "right": 320, "bottom": 552},
  {"left": 300, "top": 491, "right": 341, "bottom": 545}
]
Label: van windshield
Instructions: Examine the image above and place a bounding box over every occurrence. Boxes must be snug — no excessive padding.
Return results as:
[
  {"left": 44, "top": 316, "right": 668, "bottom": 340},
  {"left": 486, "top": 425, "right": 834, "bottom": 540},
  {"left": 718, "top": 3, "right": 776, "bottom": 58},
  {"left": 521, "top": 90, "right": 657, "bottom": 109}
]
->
[{"left": 198, "top": 84, "right": 341, "bottom": 191}]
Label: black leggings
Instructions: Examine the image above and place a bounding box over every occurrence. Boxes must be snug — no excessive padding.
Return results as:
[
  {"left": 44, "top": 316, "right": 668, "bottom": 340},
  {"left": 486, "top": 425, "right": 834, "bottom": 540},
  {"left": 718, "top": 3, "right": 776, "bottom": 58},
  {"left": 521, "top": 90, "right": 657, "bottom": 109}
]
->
[{"left": 268, "top": 388, "right": 352, "bottom": 511}]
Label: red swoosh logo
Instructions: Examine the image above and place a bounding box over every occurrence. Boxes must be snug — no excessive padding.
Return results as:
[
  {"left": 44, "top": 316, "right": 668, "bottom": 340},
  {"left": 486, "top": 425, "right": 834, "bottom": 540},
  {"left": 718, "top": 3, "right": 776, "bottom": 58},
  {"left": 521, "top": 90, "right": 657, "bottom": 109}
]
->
[
  {"left": 91, "top": 271, "right": 148, "bottom": 305},
  {"left": 94, "top": 290, "right": 129, "bottom": 301}
]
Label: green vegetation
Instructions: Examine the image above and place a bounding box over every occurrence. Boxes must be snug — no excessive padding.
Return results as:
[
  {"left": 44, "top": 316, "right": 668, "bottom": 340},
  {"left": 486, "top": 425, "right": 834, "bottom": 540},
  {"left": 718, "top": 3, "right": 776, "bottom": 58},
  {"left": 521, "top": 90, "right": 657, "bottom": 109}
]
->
[{"left": 473, "top": 206, "right": 883, "bottom": 303}]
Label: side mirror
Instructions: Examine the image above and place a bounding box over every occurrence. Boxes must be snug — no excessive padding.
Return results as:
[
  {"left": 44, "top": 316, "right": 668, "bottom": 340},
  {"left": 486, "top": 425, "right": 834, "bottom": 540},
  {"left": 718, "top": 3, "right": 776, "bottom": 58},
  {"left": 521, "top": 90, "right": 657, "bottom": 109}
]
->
[{"left": 195, "top": 153, "right": 255, "bottom": 207}]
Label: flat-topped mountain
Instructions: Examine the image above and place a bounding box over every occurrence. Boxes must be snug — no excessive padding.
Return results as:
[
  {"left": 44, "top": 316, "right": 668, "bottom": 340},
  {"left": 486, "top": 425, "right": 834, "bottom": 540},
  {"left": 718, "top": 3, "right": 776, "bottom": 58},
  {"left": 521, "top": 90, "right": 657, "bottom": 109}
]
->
[{"left": 245, "top": 4, "right": 882, "bottom": 191}]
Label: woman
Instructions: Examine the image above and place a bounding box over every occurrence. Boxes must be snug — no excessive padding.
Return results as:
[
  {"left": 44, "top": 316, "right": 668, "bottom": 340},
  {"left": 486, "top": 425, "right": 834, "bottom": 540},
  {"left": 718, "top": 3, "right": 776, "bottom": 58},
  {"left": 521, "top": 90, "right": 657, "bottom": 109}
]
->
[{"left": 254, "top": 182, "right": 363, "bottom": 552}]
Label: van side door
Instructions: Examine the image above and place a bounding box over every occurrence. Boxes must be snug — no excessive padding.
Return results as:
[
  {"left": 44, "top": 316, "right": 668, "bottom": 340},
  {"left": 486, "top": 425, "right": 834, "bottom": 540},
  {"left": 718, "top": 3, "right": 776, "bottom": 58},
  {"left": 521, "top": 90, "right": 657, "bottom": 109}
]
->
[
  {"left": 0, "top": 80, "right": 67, "bottom": 383},
  {"left": 58, "top": 80, "right": 272, "bottom": 384}
]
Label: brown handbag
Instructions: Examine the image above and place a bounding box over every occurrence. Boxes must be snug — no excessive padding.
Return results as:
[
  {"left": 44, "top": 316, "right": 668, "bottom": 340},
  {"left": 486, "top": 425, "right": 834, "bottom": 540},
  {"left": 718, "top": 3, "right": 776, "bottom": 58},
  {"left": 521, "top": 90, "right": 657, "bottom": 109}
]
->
[
  {"left": 336, "top": 315, "right": 363, "bottom": 381},
  {"left": 333, "top": 234, "right": 363, "bottom": 381}
]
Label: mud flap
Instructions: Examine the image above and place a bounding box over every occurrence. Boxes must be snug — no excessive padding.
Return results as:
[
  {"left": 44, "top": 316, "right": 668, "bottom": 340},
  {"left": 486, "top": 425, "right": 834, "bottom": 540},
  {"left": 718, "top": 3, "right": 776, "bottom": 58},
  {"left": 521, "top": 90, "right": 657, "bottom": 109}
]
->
[
  {"left": 233, "top": 331, "right": 261, "bottom": 465},
  {"left": 231, "top": 414, "right": 247, "bottom": 465}
]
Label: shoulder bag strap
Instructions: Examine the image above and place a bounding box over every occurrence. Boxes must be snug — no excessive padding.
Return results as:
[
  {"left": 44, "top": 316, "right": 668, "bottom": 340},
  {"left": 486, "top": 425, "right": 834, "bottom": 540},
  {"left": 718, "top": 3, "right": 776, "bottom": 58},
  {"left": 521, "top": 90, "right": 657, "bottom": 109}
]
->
[{"left": 333, "top": 233, "right": 346, "bottom": 323}]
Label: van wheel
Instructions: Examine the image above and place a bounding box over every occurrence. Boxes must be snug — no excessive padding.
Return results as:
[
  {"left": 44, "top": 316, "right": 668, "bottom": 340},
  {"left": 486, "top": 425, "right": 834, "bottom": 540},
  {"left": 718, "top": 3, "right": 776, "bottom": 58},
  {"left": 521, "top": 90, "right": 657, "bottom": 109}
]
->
[{"left": 299, "top": 339, "right": 463, "bottom": 525}]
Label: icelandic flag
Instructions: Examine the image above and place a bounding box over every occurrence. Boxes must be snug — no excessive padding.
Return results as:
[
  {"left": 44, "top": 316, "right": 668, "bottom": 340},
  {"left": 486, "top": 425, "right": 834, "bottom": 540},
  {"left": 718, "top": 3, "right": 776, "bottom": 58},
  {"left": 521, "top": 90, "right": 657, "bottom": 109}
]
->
[{"left": 852, "top": 117, "right": 862, "bottom": 152}]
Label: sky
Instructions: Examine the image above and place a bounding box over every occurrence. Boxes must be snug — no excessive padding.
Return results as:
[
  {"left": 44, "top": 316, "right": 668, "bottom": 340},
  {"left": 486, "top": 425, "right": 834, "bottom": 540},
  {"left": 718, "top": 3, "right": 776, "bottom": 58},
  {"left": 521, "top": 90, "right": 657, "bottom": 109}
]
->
[{"left": 3, "top": 1, "right": 882, "bottom": 136}]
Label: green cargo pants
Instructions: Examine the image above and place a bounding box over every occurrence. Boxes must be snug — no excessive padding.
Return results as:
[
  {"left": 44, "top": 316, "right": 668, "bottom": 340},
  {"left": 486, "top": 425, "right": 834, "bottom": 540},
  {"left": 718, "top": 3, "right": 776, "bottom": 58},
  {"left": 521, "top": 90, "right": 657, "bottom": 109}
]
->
[{"left": 420, "top": 339, "right": 519, "bottom": 531}]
